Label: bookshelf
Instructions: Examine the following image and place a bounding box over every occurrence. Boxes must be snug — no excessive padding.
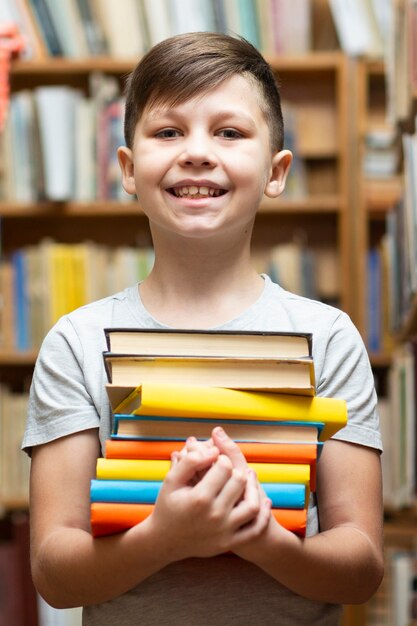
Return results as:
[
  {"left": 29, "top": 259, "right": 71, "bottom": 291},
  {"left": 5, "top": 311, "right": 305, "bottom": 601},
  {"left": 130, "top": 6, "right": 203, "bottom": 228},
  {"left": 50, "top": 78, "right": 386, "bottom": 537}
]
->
[
  {"left": 351, "top": 2, "right": 417, "bottom": 621},
  {"left": 0, "top": 1, "right": 384, "bottom": 625},
  {"left": 2, "top": 50, "right": 353, "bottom": 349}
]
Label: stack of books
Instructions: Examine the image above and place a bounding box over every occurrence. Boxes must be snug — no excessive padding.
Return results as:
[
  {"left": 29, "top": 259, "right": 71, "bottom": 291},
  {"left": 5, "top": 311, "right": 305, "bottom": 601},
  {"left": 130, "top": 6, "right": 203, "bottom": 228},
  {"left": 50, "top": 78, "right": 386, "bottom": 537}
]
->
[{"left": 90, "top": 329, "right": 347, "bottom": 538}]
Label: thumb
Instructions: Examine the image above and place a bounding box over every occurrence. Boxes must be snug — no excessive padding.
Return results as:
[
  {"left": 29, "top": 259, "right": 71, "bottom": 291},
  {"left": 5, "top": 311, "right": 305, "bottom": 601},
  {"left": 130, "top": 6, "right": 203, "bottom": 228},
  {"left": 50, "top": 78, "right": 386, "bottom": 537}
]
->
[{"left": 211, "top": 427, "right": 248, "bottom": 472}]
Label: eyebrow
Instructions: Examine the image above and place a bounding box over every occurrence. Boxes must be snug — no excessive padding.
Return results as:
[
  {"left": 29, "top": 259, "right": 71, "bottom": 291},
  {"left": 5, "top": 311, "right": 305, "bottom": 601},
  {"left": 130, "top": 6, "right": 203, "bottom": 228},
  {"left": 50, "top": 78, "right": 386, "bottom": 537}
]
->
[{"left": 144, "top": 107, "right": 257, "bottom": 128}]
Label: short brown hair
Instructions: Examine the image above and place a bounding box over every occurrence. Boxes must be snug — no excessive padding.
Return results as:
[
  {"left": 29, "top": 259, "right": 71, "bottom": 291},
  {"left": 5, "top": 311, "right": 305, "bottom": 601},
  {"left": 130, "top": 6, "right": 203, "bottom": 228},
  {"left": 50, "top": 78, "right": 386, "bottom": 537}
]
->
[{"left": 123, "top": 32, "right": 284, "bottom": 151}]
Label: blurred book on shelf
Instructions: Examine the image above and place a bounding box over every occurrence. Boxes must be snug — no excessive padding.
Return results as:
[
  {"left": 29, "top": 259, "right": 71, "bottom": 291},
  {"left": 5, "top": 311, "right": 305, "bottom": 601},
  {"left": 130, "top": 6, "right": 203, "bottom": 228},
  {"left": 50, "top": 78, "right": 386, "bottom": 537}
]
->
[{"left": 7, "top": 0, "right": 316, "bottom": 61}]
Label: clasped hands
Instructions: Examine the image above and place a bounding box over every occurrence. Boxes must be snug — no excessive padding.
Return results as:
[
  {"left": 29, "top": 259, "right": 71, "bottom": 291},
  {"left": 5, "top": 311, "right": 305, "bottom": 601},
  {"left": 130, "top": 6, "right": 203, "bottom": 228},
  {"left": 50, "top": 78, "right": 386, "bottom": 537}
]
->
[{"left": 150, "top": 427, "right": 273, "bottom": 562}]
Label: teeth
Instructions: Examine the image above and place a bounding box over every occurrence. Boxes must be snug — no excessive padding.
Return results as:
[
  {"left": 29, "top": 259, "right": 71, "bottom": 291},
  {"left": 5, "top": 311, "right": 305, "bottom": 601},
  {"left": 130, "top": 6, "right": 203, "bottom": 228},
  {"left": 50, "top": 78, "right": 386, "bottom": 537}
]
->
[{"left": 172, "top": 185, "right": 223, "bottom": 198}]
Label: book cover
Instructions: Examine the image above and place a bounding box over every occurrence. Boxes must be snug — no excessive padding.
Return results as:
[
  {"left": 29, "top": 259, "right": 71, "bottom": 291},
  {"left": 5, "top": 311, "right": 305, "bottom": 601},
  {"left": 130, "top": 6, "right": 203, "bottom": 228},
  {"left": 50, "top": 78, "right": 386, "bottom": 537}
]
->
[
  {"left": 106, "top": 382, "right": 347, "bottom": 441},
  {"left": 43, "top": 0, "right": 90, "bottom": 58},
  {"left": 28, "top": 0, "right": 63, "bottom": 56},
  {"left": 103, "top": 353, "right": 316, "bottom": 395},
  {"left": 90, "top": 502, "right": 307, "bottom": 537},
  {"left": 105, "top": 438, "right": 318, "bottom": 491},
  {"left": 95, "top": 458, "right": 311, "bottom": 486},
  {"left": 104, "top": 328, "right": 313, "bottom": 358},
  {"left": 112, "top": 414, "right": 323, "bottom": 445},
  {"left": 34, "top": 86, "right": 76, "bottom": 201},
  {"left": 12, "top": 249, "right": 31, "bottom": 352},
  {"left": 105, "top": 438, "right": 318, "bottom": 463},
  {"left": 90, "top": 478, "right": 306, "bottom": 509}
]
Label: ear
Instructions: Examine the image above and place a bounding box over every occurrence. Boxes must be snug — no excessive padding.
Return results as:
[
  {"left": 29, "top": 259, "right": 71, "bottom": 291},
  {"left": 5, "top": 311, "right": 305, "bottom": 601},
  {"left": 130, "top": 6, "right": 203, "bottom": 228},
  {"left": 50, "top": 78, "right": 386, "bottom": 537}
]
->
[
  {"left": 264, "top": 149, "right": 293, "bottom": 198},
  {"left": 117, "top": 146, "right": 136, "bottom": 196}
]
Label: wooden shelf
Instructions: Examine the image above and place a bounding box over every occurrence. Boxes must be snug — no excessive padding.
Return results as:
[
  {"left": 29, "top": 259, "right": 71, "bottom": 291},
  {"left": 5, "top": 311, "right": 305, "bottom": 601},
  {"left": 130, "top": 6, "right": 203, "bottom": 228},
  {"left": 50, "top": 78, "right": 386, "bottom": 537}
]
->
[
  {"left": 0, "top": 351, "right": 38, "bottom": 365},
  {"left": 10, "top": 51, "right": 344, "bottom": 76},
  {"left": 364, "top": 177, "right": 402, "bottom": 215},
  {"left": 0, "top": 195, "right": 343, "bottom": 218},
  {"left": 369, "top": 352, "right": 392, "bottom": 368}
]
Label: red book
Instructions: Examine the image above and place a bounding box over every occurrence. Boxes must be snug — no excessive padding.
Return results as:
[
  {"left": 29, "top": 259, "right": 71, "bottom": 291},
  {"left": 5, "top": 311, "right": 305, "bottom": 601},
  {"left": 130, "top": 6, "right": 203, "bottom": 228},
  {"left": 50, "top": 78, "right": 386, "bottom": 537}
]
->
[
  {"left": 90, "top": 502, "right": 307, "bottom": 538},
  {"left": 104, "top": 439, "right": 318, "bottom": 490}
]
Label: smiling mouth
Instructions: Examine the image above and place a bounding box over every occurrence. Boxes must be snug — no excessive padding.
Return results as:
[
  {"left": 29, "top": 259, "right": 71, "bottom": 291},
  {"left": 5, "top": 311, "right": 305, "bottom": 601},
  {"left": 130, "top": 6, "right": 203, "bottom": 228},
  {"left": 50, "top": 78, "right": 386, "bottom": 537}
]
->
[{"left": 167, "top": 185, "right": 227, "bottom": 199}]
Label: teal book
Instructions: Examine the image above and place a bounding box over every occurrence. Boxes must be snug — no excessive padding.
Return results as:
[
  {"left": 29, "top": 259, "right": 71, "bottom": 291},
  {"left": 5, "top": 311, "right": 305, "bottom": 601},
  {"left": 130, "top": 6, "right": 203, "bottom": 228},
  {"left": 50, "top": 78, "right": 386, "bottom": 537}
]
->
[
  {"left": 238, "top": 0, "right": 261, "bottom": 49},
  {"left": 112, "top": 414, "right": 325, "bottom": 444}
]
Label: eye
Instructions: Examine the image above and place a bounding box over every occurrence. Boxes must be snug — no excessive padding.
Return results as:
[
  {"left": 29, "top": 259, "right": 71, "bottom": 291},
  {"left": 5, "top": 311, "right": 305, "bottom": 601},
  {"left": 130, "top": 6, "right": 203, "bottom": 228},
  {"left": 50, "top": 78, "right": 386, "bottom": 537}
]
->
[
  {"left": 155, "top": 128, "right": 182, "bottom": 139},
  {"left": 218, "top": 128, "right": 244, "bottom": 139}
]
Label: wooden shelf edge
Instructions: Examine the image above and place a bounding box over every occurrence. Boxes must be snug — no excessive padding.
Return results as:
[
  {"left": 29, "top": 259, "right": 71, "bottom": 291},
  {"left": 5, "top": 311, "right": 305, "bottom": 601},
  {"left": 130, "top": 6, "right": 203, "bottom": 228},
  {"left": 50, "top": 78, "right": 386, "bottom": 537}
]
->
[
  {"left": 0, "top": 499, "right": 29, "bottom": 511},
  {"left": 0, "top": 195, "right": 343, "bottom": 218},
  {"left": 0, "top": 351, "right": 37, "bottom": 365},
  {"left": 11, "top": 51, "right": 345, "bottom": 76},
  {"left": 369, "top": 352, "right": 392, "bottom": 368},
  {"left": 364, "top": 177, "right": 402, "bottom": 214}
]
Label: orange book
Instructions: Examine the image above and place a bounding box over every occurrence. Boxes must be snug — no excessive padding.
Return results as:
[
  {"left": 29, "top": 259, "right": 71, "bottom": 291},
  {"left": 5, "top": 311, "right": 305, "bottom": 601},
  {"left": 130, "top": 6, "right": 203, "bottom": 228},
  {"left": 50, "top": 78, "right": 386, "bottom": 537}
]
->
[
  {"left": 104, "top": 439, "right": 318, "bottom": 490},
  {"left": 90, "top": 502, "right": 307, "bottom": 538}
]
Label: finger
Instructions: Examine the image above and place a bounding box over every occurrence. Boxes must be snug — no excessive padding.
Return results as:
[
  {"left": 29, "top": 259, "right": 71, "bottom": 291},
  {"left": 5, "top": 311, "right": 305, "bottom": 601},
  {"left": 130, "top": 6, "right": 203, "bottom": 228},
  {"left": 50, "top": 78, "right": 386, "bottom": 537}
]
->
[
  {"left": 214, "top": 466, "right": 247, "bottom": 511},
  {"left": 234, "top": 498, "right": 272, "bottom": 544},
  {"left": 165, "top": 447, "right": 219, "bottom": 490},
  {"left": 212, "top": 427, "right": 248, "bottom": 472},
  {"left": 192, "top": 454, "right": 233, "bottom": 499},
  {"left": 186, "top": 437, "right": 215, "bottom": 453},
  {"left": 229, "top": 470, "right": 262, "bottom": 528}
]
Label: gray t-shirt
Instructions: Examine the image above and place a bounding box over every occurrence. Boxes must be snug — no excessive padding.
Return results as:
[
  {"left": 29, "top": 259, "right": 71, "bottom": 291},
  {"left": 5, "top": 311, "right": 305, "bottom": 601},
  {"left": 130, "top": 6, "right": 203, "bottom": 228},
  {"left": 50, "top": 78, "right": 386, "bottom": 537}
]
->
[{"left": 23, "top": 275, "right": 382, "bottom": 626}]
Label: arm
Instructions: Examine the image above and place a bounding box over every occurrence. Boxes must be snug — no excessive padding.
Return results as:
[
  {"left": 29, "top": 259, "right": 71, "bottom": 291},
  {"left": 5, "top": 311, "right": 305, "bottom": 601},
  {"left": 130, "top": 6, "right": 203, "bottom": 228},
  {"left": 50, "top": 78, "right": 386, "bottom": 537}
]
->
[
  {"left": 30, "top": 428, "right": 269, "bottom": 608},
  {"left": 225, "top": 436, "right": 384, "bottom": 605}
]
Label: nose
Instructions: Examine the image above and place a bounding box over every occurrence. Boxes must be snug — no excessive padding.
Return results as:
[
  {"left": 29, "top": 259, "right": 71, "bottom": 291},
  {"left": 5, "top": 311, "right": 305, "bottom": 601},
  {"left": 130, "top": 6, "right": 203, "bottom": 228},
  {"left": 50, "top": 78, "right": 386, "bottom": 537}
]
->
[{"left": 178, "top": 131, "right": 217, "bottom": 168}]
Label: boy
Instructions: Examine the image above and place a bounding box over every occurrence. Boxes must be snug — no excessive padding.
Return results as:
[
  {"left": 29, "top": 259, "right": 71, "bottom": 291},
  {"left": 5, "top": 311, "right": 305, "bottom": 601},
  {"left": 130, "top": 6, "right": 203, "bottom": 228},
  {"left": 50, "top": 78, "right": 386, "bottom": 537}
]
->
[{"left": 23, "top": 33, "right": 383, "bottom": 625}]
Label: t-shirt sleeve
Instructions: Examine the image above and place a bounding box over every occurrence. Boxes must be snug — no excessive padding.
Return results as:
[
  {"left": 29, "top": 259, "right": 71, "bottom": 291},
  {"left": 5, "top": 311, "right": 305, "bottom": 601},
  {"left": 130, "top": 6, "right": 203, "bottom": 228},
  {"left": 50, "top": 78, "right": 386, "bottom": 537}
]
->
[
  {"left": 22, "top": 315, "right": 100, "bottom": 455},
  {"left": 316, "top": 311, "right": 382, "bottom": 451}
]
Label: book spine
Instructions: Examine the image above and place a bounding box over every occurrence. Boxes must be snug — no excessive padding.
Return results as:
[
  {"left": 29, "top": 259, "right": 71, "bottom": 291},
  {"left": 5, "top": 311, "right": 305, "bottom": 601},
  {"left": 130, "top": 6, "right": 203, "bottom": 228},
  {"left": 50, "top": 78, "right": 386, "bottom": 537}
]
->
[
  {"left": 95, "top": 458, "right": 311, "bottom": 485},
  {"left": 105, "top": 438, "right": 318, "bottom": 462},
  {"left": 90, "top": 502, "right": 307, "bottom": 538},
  {"left": 90, "top": 479, "right": 306, "bottom": 508}
]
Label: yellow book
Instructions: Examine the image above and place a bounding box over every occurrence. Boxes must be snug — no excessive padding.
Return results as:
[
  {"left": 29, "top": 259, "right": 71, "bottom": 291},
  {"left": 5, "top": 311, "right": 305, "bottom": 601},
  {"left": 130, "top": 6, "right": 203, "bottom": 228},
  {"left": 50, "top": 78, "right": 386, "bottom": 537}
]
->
[
  {"left": 95, "top": 458, "right": 311, "bottom": 486},
  {"left": 107, "top": 382, "right": 347, "bottom": 442}
]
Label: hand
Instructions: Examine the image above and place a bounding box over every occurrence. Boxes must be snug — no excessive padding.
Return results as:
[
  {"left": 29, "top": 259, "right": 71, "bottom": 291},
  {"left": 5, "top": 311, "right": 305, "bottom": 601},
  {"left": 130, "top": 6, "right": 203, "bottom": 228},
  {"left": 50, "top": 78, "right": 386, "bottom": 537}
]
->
[
  {"left": 212, "top": 427, "right": 275, "bottom": 556},
  {"left": 149, "top": 445, "right": 268, "bottom": 561}
]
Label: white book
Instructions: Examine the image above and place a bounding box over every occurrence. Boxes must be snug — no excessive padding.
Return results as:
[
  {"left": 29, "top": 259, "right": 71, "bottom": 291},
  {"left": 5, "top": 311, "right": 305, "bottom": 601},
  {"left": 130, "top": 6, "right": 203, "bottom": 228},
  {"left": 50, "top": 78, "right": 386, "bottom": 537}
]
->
[
  {"left": 141, "top": 0, "right": 173, "bottom": 46},
  {"left": 35, "top": 86, "right": 77, "bottom": 201},
  {"left": 9, "top": 91, "right": 38, "bottom": 202},
  {"left": 328, "top": 0, "right": 383, "bottom": 57},
  {"left": 281, "top": 0, "right": 311, "bottom": 54},
  {"left": 43, "top": 0, "right": 90, "bottom": 57},
  {"left": 391, "top": 553, "right": 417, "bottom": 626},
  {"left": 169, "top": 0, "right": 215, "bottom": 34},
  {"left": 74, "top": 94, "right": 96, "bottom": 201},
  {"left": 38, "top": 596, "right": 82, "bottom": 626},
  {"left": 222, "top": 0, "right": 241, "bottom": 37},
  {"left": 91, "top": 0, "right": 146, "bottom": 58}
]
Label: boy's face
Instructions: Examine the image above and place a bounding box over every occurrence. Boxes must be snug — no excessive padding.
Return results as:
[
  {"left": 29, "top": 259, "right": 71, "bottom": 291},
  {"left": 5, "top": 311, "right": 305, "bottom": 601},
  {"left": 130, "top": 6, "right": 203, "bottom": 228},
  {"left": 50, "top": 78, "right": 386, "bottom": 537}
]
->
[{"left": 118, "top": 74, "right": 291, "bottom": 242}]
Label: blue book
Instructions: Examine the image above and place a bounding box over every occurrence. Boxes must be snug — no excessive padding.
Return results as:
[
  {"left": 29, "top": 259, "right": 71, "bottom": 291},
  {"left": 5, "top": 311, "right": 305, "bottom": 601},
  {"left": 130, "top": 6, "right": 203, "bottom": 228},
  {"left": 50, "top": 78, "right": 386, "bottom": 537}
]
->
[
  {"left": 12, "top": 250, "right": 30, "bottom": 352},
  {"left": 90, "top": 479, "right": 306, "bottom": 509},
  {"left": 90, "top": 479, "right": 162, "bottom": 504},
  {"left": 367, "top": 248, "right": 381, "bottom": 353},
  {"left": 112, "top": 414, "right": 325, "bottom": 444}
]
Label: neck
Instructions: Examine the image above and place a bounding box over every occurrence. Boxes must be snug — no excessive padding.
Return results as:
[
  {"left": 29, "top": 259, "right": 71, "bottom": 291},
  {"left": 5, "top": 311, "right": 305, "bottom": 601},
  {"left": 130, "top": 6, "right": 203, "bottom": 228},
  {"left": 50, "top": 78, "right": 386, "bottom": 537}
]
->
[{"left": 139, "top": 229, "right": 264, "bottom": 328}]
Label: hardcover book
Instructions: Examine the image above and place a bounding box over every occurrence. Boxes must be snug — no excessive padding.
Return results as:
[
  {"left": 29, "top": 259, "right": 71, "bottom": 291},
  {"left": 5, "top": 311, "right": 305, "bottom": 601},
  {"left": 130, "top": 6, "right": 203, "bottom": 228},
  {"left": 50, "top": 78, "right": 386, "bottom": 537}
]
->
[
  {"left": 112, "top": 414, "right": 323, "bottom": 445},
  {"left": 90, "top": 479, "right": 307, "bottom": 509},
  {"left": 104, "top": 328, "right": 313, "bottom": 359},
  {"left": 95, "top": 457, "right": 311, "bottom": 486},
  {"left": 90, "top": 502, "right": 307, "bottom": 537},
  {"left": 105, "top": 382, "right": 347, "bottom": 441},
  {"left": 103, "top": 353, "right": 316, "bottom": 395}
]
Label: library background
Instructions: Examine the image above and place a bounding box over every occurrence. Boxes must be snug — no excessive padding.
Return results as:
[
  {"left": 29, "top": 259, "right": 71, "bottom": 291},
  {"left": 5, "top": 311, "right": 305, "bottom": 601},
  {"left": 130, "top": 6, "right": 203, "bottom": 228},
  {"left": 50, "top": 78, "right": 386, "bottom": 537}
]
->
[{"left": 0, "top": 0, "right": 415, "bottom": 624}]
